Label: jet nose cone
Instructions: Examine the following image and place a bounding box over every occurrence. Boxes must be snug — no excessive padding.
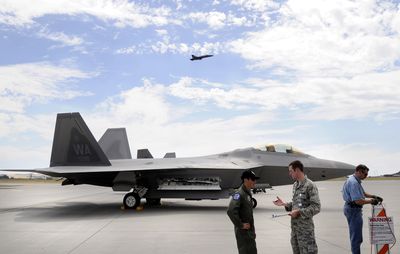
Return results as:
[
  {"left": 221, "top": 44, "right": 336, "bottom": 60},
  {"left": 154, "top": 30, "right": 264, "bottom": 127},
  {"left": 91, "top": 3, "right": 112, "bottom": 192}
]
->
[{"left": 334, "top": 161, "right": 355, "bottom": 177}]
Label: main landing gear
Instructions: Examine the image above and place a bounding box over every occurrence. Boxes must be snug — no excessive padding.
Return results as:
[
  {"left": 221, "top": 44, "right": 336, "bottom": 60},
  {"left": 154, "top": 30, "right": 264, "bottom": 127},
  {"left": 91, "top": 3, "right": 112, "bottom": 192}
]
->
[
  {"left": 123, "top": 192, "right": 141, "bottom": 209},
  {"left": 123, "top": 186, "right": 148, "bottom": 209}
]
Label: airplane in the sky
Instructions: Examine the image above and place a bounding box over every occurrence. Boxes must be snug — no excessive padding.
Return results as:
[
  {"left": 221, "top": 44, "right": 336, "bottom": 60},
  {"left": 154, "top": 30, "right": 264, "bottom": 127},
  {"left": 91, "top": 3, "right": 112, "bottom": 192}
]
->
[
  {"left": 5, "top": 113, "right": 354, "bottom": 209},
  {"left": 190, "top": 54, "right": 213, "bottom": 61}
]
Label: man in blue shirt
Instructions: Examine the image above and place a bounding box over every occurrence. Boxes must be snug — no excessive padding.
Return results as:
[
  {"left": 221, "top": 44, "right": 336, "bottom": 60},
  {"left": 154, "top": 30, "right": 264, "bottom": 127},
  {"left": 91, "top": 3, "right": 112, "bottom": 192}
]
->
[{"left": 342, "top": 164, "right": 383, "bottom": 254}]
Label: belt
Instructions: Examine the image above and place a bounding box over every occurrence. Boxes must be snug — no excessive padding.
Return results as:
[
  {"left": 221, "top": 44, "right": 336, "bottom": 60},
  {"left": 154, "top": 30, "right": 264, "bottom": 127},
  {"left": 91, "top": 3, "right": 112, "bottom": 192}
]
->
[{"left": 345, "top": 201, "right": 362, "bottom": 208}]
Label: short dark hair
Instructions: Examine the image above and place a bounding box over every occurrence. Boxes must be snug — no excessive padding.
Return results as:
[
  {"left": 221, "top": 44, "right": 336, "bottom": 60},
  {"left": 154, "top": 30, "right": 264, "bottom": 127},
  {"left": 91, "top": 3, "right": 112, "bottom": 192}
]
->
[
  {"left": 241, "top": 170, "right": 259, "bottom": 181},
  {"left": 289, "top": 160, "right": 304, "bottom": 172},
  {"left": 356, "top": 164, "right": 369, "bottom": 172}
]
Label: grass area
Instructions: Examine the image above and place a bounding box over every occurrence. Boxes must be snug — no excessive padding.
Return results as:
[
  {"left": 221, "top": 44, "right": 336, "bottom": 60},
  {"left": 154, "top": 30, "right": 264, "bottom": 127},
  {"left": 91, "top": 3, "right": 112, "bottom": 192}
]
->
[
  {"left": 328, "top": 176, "right": 400, "bottom": 181},
  {"left": 364, "top": 176, "right": 400, "bottom": 180}
]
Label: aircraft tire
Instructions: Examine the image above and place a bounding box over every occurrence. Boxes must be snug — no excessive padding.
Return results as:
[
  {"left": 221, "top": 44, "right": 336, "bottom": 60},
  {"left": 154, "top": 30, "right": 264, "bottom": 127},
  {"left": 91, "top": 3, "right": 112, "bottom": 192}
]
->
[
  {"left": 123, "top": 192, "right": 141, "bottom": 209},
  {"left": 251, "top": 197, "right": 257, "bottom": 208}
]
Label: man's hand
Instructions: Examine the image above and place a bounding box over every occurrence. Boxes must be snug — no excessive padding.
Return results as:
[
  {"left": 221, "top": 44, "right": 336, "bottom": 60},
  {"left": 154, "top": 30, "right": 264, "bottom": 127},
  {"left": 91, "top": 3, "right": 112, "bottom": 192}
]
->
[
  {"left": 371, "top": 198, "right": 379, "bottom": 206},
  {"left": 273, "top": 196, "right": 286, "bottom": 206},
  {"left": 289, "top": 209, "right": 300, "bottom": 218},
  {"left": 242, "top": 223, "right": 250, "bottom": 230},
  {"left": 373, "top": 195, "right": 383, "bottom": 203}
]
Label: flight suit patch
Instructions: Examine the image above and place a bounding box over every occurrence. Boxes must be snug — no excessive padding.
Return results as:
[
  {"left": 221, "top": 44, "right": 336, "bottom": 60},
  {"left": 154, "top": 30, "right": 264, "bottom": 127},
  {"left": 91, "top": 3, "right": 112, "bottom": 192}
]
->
[{"left": 233, "top": 193, "right": 240, "bottom": 200}]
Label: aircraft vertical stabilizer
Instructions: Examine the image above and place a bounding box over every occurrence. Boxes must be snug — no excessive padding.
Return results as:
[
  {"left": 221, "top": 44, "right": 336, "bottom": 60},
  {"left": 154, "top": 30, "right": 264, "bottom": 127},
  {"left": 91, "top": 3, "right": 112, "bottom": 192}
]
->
[
  {"left": 164, "top": 152, "right": 176, "bottom": 158},
  {"left": 50, "top": 113, "right": 111, "bottom": 167},
  {"left": 137, "top": 149, "right": 153, "bottom": 159},
  {"left": 99, "top": 128, "right": 132, "bottom": 160}
]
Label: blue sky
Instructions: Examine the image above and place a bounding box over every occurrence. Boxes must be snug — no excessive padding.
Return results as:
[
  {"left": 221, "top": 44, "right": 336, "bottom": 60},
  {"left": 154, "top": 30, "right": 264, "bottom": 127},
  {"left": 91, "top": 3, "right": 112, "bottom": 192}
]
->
[{"left": 1, "top": 0, "right": 400, "bottom": 175}]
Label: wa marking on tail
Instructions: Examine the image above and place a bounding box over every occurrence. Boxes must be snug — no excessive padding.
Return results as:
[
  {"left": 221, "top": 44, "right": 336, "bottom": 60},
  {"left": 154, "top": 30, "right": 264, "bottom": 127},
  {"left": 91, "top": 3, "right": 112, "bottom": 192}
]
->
[{"left": 73, "top": 144, "right": 92, "bottom": 156}]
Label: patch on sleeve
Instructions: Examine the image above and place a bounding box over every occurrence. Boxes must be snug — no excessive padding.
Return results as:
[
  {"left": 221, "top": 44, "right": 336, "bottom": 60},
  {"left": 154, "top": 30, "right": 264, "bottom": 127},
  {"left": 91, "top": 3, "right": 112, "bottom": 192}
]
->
[{"left": 233, "top": 193, "right": 240, "bottom": 200}]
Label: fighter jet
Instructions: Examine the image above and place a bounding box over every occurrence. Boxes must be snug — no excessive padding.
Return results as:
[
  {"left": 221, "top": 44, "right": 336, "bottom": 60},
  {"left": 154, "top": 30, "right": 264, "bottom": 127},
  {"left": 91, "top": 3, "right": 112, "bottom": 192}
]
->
[
  {"left": 5, "top": 113, "right": 354, "bottom": 209},
  {"left": 190, "top": 54, "right": 213, "bottom": 61}
]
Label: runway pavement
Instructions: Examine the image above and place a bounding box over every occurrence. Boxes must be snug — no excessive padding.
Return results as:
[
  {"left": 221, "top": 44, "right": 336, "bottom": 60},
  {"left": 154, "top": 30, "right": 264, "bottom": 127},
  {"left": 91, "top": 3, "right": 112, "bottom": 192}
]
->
[{"left": 0, "top": 179, "right": 398, "bottom": 254}]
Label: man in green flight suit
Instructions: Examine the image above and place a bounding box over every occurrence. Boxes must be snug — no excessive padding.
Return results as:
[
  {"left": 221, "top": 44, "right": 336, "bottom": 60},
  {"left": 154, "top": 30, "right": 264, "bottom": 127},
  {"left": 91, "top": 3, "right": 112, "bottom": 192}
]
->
[
  {"left": 227, "top": 170, "right": 259, "bottom": 254},
  {"left": 273, "top": 160, "right": 321, "bottom": 254}
]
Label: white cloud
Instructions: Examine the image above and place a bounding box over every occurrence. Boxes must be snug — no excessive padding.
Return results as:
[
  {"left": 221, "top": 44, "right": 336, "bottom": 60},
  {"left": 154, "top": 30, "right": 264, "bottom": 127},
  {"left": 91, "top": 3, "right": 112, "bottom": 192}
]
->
[
  {"left": 230, "top": 0, "right": 400, "bottom": 77},
  {"left": 167, "top": 71, "right": 400, "bottom": 121},
  {"left": 155, "top": 29, "right": 168, "bottom": 37},
  {"left": 227, "top": 13, "right": 248, "bottom": 26},
  {"left": 95, "top": 78, "right": 171, "bottom": 125},
  {"left": 79, "top": 78, "right": 279, "bottom": 158},
  {"left": 0, "top": 144, "right": 50, "bottom": 169},
  {"left": 295, "top": 71, "right": 400, "bottom": 121},
  {"left": 0, "top": 62, "right": 93, "bottom": 113},
  {"left": 186, "top": 11, "right": 253, "bottom": 29},
  {"left": 37, "top": 27, "right": 84, "bottom": 47},
  {"left": 0, "top": 113, "right": 54, "bottom": 140},
  {"left": 172, "top": 0, "right": 184, "bottom": 10},
  {"left": 230, "top": 0, "right": 280, "bottom": 12},
  {"left": 115, "top": 45, "right": 137, "bottom": 54},
  {"left": 187, "top": 11, "right": 226, "bottom": 30},
  {"left": 213, "top": 0, "right": 220, "bottom": 5},
  {"left": 116, "top": 41, "right": 225, "bottom": 55},
  {"left": 0, "top": 0, "right": 177, "bottom": 28}
]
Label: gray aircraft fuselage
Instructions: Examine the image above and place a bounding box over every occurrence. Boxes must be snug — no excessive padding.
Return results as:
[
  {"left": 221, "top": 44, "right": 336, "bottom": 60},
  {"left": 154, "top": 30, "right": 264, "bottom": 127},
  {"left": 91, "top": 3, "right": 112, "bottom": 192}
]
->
[
  {"left": 7, "top": 113, "right": 355, "bottom": 207},
  {"left": 43, "top": 144, "right": 353, "bottom": 200}
]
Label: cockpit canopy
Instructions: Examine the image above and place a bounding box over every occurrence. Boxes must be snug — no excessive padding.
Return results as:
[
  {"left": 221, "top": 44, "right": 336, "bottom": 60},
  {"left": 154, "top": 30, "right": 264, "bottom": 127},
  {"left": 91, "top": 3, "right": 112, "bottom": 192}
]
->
[{"left": 254, "top": 144, "right": 305, "bottom": 155}]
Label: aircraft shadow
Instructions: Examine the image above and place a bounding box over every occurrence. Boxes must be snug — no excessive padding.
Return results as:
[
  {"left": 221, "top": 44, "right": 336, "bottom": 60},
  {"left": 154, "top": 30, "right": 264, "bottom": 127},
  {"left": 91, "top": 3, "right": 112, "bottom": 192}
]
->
[
  {"left": 13, "top": 202, "right": 121, "bottom": 222},
  {"left": 12, "top": 201, "right": 272, "bottom": 222}
]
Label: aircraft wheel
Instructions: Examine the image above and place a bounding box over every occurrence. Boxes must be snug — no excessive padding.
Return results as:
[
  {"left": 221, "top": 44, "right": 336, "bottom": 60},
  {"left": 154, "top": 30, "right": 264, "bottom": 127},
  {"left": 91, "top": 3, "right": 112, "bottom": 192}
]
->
[
  {"left": 252, "top": 197, "right": 257, "bottom": 208},
  {"left": 123, "top": 192, "right": 141, "bottom": 209},
  {"left": 146, "top": 198, "right": 161, "bottom": 206}
]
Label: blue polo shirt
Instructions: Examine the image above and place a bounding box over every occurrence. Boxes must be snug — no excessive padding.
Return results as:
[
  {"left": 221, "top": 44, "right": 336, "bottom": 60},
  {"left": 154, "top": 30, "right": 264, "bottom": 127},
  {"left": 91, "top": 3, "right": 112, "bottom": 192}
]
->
[{"left": 342, "top": 174, "right": 365, "bottom": 202}]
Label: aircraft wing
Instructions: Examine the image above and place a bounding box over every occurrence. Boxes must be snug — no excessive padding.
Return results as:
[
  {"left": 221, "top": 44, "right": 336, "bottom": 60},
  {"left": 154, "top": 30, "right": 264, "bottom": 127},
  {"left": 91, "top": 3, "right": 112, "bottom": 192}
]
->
[{"left": 31, "top": 155, "right": 263, "bottom": 175}]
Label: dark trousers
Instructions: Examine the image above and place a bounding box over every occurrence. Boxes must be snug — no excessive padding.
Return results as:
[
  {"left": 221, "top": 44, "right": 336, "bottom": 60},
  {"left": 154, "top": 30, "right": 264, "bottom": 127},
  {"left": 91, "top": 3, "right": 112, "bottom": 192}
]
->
[
  {"left": 234, "top": 228, "right": 257, "bottom": 254},
  {"left": 344, "top": 206, "right": 363, "bottom": 254}
]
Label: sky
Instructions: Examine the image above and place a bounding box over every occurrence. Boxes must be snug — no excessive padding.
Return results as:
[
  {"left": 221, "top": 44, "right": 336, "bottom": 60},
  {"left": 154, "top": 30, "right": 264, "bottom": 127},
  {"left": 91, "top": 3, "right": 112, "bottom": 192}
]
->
[{"left": 1, "top": 0, "right": 400, "bottom": 176}]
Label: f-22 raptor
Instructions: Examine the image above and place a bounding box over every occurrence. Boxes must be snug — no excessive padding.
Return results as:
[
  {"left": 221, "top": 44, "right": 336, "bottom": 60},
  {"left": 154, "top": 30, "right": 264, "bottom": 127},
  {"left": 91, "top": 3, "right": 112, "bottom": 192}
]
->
[
  {"left": 190, "top": 54, "right": 213, "bottom": 61},
  {"left": 6, "top": 113, "right": 354, "bottom": 209}
]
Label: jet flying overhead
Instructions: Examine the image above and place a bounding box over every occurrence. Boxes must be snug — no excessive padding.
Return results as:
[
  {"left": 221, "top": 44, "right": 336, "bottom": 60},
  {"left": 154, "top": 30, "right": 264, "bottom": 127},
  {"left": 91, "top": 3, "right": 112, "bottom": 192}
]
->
[
  {"left": 5, "top": 113, "right": 354, "bottom": 209},
  {"left": 190, "top": 54, "right": 213, "bottom": 61}
]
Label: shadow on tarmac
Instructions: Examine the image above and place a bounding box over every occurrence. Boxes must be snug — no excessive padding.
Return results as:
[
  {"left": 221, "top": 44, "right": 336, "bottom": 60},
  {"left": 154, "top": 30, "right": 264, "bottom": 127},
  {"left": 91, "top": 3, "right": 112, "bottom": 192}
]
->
[{"left": 11, "top": 200, "right": 273, "bottom": 222}]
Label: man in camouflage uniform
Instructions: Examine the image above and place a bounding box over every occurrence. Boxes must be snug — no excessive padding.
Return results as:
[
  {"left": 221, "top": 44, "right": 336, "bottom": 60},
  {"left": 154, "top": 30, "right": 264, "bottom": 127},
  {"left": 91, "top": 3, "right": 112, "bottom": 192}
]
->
[
  {"left": 273, "top": 160, "right": 321, "bottom": 254},
  {"left": 227, "top": 170, "right": 259, "bottom": 254}
]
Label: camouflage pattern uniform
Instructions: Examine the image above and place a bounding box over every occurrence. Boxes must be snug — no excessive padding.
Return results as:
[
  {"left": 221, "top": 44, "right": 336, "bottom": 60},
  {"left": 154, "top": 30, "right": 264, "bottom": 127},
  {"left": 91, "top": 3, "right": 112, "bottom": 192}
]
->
[
  {"left": 227, "top": 184, "right": 257, "bottom": 254},
  {"left": 285, "top": 176, "right": 321, "bottom": 254}
]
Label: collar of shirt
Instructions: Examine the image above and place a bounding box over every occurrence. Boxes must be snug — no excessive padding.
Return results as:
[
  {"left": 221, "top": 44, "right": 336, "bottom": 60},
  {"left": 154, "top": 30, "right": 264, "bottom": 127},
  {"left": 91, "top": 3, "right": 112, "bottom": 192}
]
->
[
  {"left": 295, "top": 175, "right": 308, "bottom": 189},
  {"left": 352, "top": 174, "right": 362, "bottom": 184},
  {"left": 240, "top": 184, "right": 252, "bottom": 197}
]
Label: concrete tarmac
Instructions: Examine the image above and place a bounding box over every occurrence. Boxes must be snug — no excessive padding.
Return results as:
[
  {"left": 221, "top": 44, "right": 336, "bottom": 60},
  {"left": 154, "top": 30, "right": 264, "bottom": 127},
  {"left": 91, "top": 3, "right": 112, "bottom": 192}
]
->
[{"left": 0, "top": 180, "right": 399, "bottom": 254}]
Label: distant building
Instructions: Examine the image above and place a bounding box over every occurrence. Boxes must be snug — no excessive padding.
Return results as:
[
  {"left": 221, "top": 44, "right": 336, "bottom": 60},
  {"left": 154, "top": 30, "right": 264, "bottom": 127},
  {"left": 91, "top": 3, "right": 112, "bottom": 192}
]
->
[
  {"left": 3, "top": 173, "right": 53, "bottom": 180},
  {"left": 383, "top": 171, "right": 400, "bottom": 177}
]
